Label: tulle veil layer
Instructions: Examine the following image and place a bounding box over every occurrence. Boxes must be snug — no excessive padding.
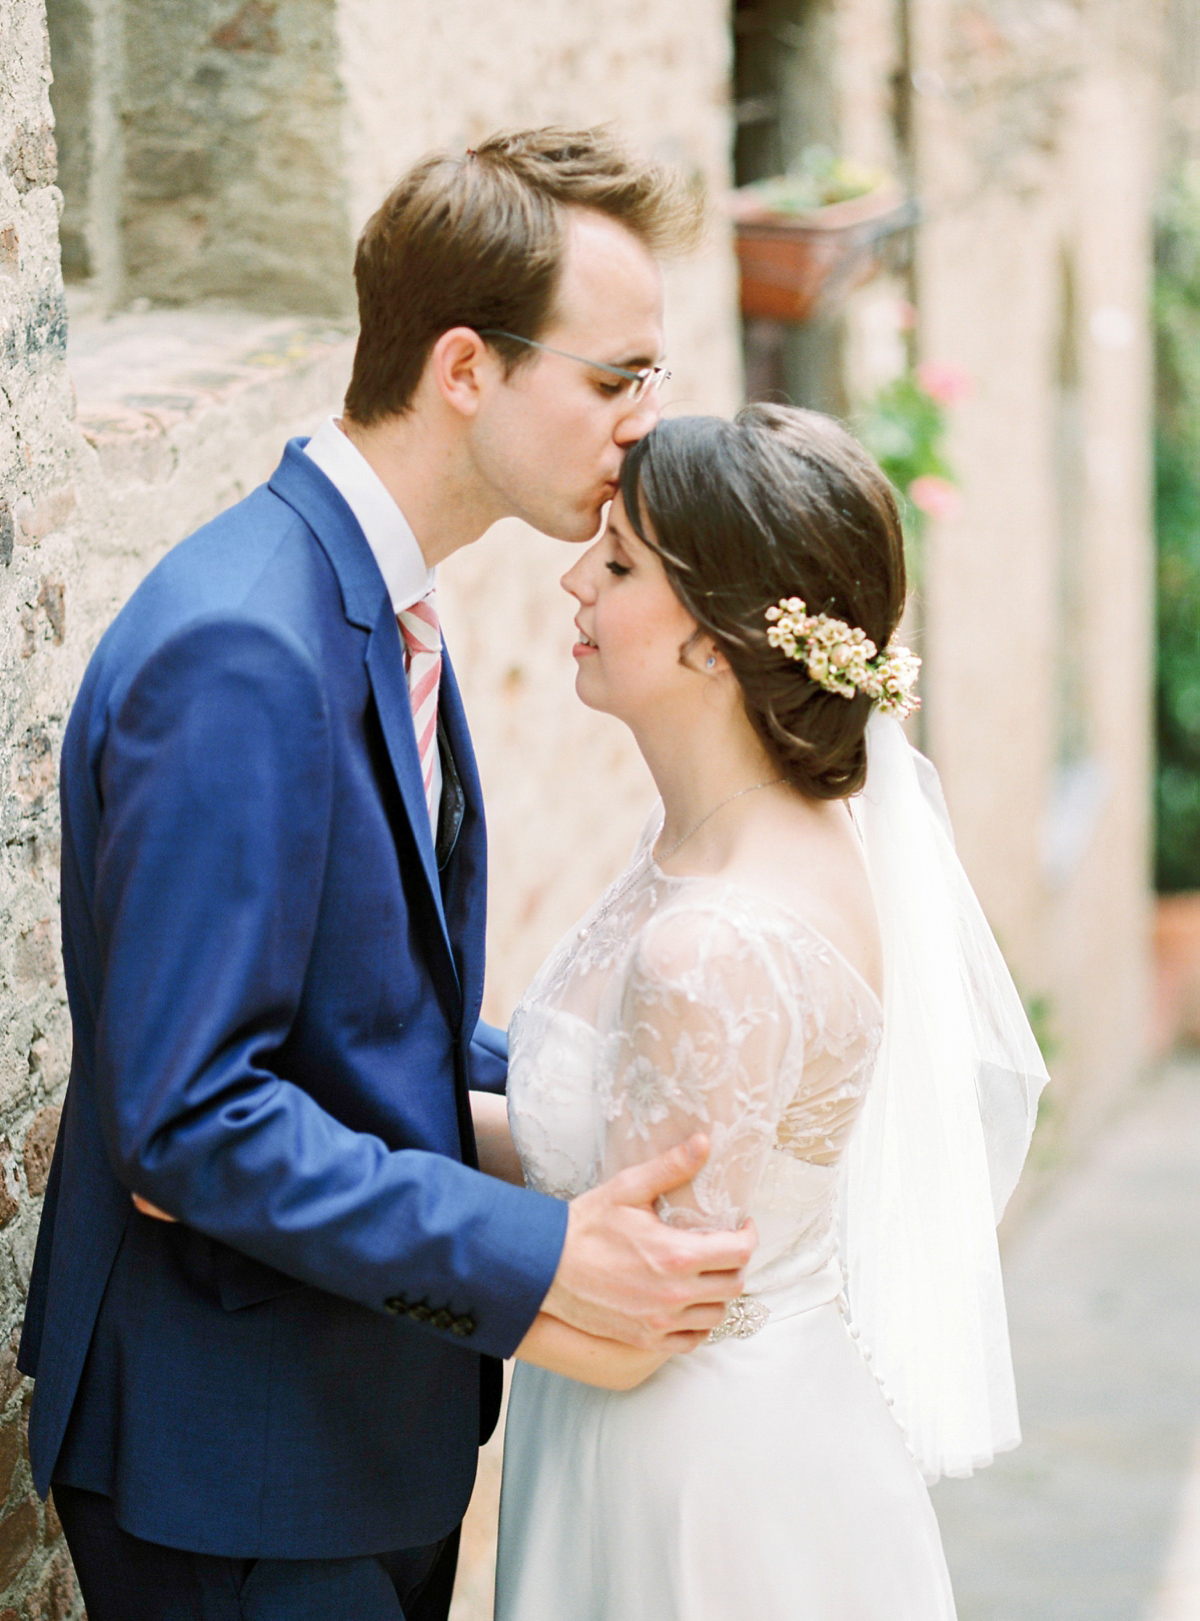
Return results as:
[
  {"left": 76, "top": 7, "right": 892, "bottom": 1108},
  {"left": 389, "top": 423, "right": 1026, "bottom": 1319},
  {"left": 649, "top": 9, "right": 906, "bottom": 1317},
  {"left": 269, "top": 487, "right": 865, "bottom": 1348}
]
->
[{"left": 842, "top": 714, "right": 1049, "bottom": 1482}]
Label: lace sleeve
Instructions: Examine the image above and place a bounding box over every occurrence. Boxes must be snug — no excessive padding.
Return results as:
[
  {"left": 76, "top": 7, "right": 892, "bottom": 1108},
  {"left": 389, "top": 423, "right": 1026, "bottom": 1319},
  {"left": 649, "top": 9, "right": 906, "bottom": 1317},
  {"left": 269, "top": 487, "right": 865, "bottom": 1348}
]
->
[{"left": 598, "top": 905, "right": 796, "bottom": 1231}]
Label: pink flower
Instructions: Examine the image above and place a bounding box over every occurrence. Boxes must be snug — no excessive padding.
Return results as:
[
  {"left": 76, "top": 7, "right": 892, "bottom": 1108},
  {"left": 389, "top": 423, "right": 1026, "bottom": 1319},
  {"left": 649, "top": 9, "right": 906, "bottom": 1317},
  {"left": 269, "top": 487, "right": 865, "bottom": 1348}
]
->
[
  {"left": 916, "top": 360, "right": 973, "bottom": 407},
  {"left": 908, "top": 475, "right": 963, "bottom": 521}
]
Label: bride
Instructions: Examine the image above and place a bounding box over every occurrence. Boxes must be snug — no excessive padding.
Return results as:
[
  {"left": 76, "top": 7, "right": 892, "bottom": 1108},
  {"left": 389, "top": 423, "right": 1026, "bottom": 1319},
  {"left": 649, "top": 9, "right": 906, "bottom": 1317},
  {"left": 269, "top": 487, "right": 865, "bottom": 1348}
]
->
[{"left": 475, "top": 404, "right": 1048, "bottom": 1620}]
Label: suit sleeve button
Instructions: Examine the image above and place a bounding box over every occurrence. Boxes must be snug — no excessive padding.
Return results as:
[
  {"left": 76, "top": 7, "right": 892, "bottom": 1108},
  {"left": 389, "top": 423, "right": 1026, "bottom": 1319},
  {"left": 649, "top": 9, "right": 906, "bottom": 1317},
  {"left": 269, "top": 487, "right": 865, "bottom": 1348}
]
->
[
  {"left": 384, "top": 1295, "right": 408, "bottom": 1315},
  {"left": 451, "top": 1316, "right": 475, "bottom": 1337},
  {"left": 409, "top": 1303, "right": 432, "bottom": 1322},
  {"left": 432, "top": 1309, "right": 454, "bottom": 1330}
]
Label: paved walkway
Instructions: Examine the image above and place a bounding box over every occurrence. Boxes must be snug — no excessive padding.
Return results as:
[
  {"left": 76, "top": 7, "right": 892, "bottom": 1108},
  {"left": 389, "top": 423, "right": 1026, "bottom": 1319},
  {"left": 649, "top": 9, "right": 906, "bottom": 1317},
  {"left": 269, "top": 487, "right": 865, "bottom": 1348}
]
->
[
  {"left": 451, "top": 1059, "right": 1200, "bottom": 1619},
  {"left": 933, "top": 1057, "right": 1200, "bottom": 1620}
]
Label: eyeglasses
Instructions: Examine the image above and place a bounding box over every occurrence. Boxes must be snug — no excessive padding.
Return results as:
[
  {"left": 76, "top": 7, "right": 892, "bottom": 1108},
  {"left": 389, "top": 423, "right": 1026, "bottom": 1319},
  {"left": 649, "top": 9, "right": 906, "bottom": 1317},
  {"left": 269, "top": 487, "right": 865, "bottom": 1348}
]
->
[{"left": 477, "top": 329, "right": 671, "bottom": 404}]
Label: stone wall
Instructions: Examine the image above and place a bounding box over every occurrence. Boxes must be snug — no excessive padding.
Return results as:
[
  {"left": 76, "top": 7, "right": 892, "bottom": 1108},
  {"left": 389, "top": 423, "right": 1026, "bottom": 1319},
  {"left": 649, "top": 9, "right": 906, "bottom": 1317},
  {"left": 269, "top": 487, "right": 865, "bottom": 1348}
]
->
[
  {"left": 1, "top": 0, "right": 88, "bottom": 1605},
  {"left": 0, "top": 162, "right": 360, "bottom": 1621},
  {"left": 121, "top": 0, "right": 352, "bottom": 313},
  {"left": 47, "top": 0, "right": 354, "bottom": 313}
]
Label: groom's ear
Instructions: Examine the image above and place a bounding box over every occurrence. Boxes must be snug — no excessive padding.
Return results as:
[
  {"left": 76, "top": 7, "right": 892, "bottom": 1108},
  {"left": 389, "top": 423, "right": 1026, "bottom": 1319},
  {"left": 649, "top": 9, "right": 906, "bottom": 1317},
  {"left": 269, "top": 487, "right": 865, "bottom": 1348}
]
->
[{"left": 426, "top": 326, "right": 495, "bottom": 420}]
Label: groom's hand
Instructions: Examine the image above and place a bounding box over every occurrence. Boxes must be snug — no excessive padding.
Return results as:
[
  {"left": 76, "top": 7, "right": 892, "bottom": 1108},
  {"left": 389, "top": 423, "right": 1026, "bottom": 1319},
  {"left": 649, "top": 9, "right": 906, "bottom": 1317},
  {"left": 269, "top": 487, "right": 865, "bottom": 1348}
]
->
[{"left": 541, "top": 1135, "right": 757, "bottom": 1354}]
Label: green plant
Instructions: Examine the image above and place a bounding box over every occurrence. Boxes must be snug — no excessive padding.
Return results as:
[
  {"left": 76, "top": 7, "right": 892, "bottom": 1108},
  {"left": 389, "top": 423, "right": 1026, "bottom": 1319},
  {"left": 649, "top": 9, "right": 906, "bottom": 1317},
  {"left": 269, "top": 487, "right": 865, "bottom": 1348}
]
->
[
  {"left": 741, "top": 145, "right": 888, "bottom": 214},
  {"left": 1024, "top": 992, "right": 1058, "bottom": 1065},
  {"left": 1154, "top": 165, "right": 1200, "bottom": 891},
  {"left": 856, "top": 366, "right": 964, "bottom": 580},
  {"left": 1026, "top": 1082, "right": 1063, "bottom": 1177}
]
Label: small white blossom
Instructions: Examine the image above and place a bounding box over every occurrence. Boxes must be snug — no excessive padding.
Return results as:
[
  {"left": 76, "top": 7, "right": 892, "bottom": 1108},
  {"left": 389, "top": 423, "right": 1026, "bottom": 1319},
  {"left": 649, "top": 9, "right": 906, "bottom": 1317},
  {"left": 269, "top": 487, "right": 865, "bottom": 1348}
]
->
[{"left": 764, "top": 598, "right": 921, "bottom": 720}]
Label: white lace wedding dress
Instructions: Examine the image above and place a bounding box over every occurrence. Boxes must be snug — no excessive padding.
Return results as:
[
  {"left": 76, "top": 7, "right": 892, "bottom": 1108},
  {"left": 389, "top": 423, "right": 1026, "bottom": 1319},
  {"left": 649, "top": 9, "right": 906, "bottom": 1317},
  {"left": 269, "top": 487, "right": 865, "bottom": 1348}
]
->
[{"left": 494, "top": 812, "right": 957, "bottom": 1621}]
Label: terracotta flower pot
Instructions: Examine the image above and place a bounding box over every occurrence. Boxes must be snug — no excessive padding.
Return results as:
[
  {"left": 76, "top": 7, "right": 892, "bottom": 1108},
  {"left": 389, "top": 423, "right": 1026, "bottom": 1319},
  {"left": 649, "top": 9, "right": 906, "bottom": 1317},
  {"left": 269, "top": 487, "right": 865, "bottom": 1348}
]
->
[
  {"left": 1153, "top": 892, "right": 1200, "bottom": 1054},
  {"left": 730, "top": 184, "right": 913, "bottom": 324}
]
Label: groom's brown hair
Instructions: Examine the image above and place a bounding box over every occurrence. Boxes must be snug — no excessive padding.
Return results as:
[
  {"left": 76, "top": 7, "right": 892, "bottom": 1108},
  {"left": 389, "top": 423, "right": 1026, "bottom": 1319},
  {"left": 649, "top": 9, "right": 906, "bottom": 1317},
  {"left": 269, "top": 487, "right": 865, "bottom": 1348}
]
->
[{"left": 343, "top": 127, "right": 703, "bottom": 425}]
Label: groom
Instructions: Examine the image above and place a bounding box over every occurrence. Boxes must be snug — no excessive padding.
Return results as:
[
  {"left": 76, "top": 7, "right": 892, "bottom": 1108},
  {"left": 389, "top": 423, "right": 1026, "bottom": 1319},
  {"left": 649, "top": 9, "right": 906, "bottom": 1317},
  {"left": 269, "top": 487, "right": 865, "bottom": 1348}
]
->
[{"left": 18, "top": 129, "right": 755, "bottom": 1619}]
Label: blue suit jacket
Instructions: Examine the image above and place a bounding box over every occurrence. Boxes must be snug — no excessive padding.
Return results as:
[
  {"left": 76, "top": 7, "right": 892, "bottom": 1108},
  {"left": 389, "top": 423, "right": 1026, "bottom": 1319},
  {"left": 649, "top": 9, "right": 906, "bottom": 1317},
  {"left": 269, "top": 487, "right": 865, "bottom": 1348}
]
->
[{"left": 17, "top": 441, "right": 567, "bottom": 1559}]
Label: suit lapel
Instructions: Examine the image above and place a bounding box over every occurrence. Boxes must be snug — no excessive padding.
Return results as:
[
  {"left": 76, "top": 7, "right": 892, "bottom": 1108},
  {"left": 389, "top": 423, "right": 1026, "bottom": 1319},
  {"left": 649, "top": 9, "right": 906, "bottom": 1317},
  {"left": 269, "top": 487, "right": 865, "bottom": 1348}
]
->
[
  {"left": 269, "top": 441, "right": 460, "bottom": 1003},
  {"left": 433, "top": 651, "right": 487, "bottom": 1024},
  {"left": 436, "top": 652, "right": 484, "bottom": 836},
  {"left": 434, "top": 717, "right": 465, "bottom": 872}
]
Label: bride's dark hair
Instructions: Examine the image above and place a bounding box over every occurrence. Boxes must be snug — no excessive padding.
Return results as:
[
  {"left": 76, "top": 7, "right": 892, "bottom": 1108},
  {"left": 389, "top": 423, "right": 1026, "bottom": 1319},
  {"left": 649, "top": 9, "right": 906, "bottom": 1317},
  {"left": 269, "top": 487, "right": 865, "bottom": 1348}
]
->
[{"left": 619, "top": 403, "right": 908, "bottom": 800}]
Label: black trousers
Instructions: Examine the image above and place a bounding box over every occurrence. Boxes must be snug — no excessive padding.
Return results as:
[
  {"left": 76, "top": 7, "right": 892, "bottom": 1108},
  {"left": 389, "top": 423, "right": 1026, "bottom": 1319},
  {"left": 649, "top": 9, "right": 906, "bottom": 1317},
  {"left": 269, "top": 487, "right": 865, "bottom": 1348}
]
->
[{"left": 53, "top": 1484, "right": 460, "bottom": 1621}]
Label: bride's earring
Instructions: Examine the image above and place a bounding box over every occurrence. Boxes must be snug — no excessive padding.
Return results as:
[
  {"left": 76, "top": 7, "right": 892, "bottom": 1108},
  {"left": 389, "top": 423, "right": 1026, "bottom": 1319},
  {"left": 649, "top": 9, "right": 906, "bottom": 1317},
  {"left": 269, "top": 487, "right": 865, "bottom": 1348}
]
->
[{"left": 705, "top": 654, "right": 717, "bottom": 670}]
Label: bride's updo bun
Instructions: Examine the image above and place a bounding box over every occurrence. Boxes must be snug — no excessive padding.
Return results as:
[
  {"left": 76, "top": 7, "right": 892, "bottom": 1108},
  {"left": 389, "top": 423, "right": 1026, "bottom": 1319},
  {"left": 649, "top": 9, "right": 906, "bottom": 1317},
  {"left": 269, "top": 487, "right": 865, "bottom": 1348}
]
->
[{"left": 619, "top": 403, "right": 908, "bottom": 800}]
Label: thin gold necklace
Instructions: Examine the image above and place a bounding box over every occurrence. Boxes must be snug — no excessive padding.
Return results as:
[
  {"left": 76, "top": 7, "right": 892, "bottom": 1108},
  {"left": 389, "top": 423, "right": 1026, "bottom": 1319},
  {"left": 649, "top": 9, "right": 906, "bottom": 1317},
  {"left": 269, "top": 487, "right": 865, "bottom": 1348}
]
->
[{"left": 655, "top": 779, "right": 784, "bottom": 866}]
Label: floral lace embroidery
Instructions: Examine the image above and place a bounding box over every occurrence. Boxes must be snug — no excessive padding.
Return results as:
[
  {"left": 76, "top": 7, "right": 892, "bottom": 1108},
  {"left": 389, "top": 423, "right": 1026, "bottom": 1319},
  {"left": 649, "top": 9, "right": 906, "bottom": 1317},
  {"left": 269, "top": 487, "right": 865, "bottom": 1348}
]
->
[{"left": 506, "top": 827, "right": 883, "bottom": 1247}]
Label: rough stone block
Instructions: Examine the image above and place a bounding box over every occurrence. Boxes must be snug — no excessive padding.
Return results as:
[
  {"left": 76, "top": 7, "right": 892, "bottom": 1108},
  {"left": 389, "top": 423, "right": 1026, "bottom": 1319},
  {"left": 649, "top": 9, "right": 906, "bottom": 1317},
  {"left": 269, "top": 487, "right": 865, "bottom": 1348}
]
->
[
  {"left": 0, "top": 1501, "right": 38, "bottom": 1592},
  {"left": 33, "top": 583, "right": 64, "bottom": 647},
  {"left": 13, "top": 490, "right": 77, "bottom": 549},
  {"left": 41, "top": 1494, "right": 61, "bottom": 1547},
  {"left": 9, "top": 732, "right": 54, "bottom": 812},
  {"left": 22, "top": 1111, "right": 59, "bottom": 1200},
  {"left": 0, "top": 1333, "right": 24, "bottom": 1406},
  {"left": 22, "top": 1545, "right": 75, "bottom": 1620},
  {"left": 0, "top": 1417, "right": 21, "bottom": 1503},
  {"left": 12, "top": 930, "right": 57, "bottom": 996},
  {"left": 2, "top": 125, "right": 56, "bottom": 195},
  {"left": 0, "top": 1144, "right": 19, "bottom": 1229},
  {"left": 211, "top": 1, "right": 282, "bottom": 55}
]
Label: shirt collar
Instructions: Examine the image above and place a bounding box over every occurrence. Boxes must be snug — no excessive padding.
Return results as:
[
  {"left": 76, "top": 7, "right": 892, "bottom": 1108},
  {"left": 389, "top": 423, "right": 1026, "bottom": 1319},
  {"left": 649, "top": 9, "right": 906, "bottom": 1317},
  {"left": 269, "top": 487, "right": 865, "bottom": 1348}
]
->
[{"left": 304, "top": 417, "right": 435, "bottom": 614}]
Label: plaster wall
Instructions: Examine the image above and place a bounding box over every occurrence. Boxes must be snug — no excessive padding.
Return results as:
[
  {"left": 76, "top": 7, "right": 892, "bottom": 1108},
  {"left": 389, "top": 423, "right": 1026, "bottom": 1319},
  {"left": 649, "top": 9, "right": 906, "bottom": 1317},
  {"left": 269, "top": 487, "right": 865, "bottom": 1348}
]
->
[
  {"left": 912, "top": 0, "right": 1162, "bottom": 1132},
  {"left": 330, "top": 0, "right": 743, "bottom": 1017},
  {"left": 757, "top": 0, "right": 1160, "bottom": 1158}
]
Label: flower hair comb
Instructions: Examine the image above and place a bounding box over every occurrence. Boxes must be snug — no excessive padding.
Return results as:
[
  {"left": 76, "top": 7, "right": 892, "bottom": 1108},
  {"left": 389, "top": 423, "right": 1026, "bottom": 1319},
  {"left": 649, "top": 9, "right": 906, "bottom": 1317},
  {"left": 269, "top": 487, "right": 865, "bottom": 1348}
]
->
[{"left": 765, "top": 598, "right": 921, "bottom": 720}]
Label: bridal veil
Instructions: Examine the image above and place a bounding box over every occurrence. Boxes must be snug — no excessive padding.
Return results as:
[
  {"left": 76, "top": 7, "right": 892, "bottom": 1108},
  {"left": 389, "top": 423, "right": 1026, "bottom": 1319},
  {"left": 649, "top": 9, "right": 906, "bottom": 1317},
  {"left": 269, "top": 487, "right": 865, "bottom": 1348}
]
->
[{"left": 843, "top": 713, "right": 1049, "bottom": 1483}]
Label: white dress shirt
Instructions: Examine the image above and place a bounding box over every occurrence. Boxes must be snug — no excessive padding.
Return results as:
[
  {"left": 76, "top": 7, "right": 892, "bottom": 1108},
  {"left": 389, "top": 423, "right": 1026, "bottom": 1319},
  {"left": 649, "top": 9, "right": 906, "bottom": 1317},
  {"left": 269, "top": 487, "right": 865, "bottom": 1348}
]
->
[{"left": 305, "top": 416, "right": 442, "bottom": 830}]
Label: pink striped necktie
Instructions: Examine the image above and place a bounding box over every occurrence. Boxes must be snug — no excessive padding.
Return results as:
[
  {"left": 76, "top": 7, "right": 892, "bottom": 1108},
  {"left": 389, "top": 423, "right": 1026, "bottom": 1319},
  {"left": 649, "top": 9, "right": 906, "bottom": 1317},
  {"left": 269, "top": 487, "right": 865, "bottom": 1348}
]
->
[{"left": 397, "top": 588, "right": 442, "bottom": 825}]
